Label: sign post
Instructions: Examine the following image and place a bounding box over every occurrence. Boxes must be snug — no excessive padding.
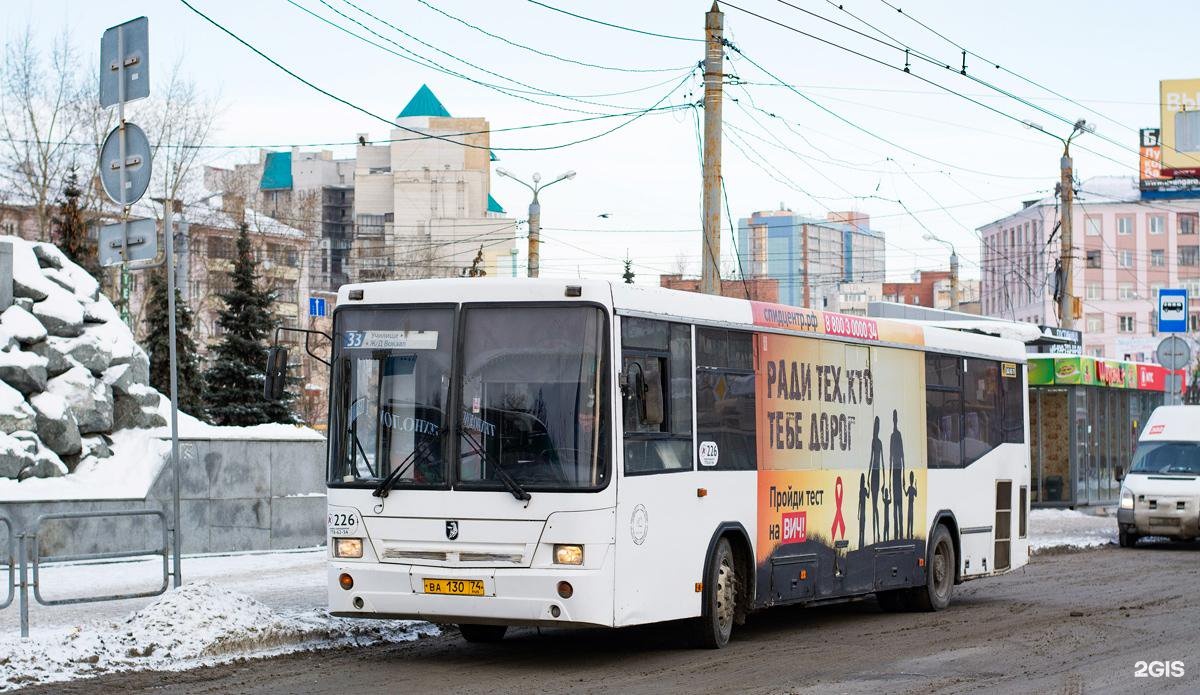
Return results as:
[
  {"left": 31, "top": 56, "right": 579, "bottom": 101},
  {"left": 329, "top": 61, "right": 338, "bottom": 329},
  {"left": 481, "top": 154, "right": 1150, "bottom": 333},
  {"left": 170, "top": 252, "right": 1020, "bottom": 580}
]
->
[
  {"left": 1156, "top": 335, "right": 1191, "bottom": 406},
  {"left": 96, "top": 17, "right": 182, "bottom": 589}
]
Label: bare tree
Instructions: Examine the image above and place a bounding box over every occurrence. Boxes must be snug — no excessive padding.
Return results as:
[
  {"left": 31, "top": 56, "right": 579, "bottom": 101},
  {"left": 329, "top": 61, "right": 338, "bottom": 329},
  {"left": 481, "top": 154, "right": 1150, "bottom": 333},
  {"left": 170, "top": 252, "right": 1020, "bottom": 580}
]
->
[
  {"left": 137, "top": 56, "right": 218, "bottom": 216},
  {"left": 674, "top": 250, "right": 691, "bottom": 277},
  {"left": 0, "top": 23, "right": 89, "bottom": 239}
]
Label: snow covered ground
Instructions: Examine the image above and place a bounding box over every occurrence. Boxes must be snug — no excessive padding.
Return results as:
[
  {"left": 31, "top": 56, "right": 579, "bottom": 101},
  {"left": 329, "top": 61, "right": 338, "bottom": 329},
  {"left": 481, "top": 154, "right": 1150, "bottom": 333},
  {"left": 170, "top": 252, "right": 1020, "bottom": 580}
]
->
[
  {"left": 0, "top": 549, "right": 436, "bottom": 691},
  {"left": 0, "top": 507, "right": 1125, "bottom": 690},
  {"left": 1028, "top": 508, "right": 1118, "bottom": 552}
]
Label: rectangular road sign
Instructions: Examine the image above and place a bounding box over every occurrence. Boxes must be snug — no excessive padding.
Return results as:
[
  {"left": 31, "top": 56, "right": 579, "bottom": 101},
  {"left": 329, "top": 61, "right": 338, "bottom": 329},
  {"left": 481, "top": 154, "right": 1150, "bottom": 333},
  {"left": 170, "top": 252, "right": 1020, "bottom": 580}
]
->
[
  {"left": 1158, "top": 288, "right": 1188, "bottom": 333},
  {"left": 308, "top": 297, "right": 327, "bottom": 317},
  {"left": 100, "top": 17, "right": 149, "bottom": 108},
  {"left": 97, "top": 218, "right": 158, "bottom": 266}
]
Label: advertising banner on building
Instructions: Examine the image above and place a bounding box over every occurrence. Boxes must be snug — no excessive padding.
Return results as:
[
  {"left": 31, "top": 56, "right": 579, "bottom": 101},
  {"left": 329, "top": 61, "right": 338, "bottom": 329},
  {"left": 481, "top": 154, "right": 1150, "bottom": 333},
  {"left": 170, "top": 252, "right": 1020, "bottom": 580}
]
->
[{"left": 1160, "top": 79, "right": 1200, "bottom": 175}]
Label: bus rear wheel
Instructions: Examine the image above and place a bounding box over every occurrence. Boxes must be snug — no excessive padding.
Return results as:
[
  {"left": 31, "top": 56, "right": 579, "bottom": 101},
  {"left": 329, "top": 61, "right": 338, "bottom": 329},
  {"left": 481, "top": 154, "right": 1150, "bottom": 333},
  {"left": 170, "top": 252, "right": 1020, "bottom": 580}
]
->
[
  {"left": 690, "top": 537, "right": 738, "bottom": 649},
  {"left": 458, "top": 624, "right": 507, "bottom": 643},
  {"left": 910, "top": 524, "right": 954, "bottom": 612}
]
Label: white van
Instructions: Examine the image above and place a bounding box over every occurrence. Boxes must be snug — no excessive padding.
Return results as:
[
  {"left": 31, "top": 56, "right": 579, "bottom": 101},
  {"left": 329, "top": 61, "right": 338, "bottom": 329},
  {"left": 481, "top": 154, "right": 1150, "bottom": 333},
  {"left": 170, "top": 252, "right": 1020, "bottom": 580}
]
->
[{"left": 1117, "top": 405, "right": 1200, "bottom": 547}]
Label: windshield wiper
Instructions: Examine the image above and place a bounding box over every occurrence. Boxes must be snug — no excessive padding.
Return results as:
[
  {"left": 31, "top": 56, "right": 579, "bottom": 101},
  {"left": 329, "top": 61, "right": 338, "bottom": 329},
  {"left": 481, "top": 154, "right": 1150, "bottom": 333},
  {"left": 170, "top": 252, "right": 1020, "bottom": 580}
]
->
[
  {"left": 372, "top": 434, "right": 441, "bottom": 499},
  {"left": 460, "top": 429, "right": 531, "bottom": 503}
]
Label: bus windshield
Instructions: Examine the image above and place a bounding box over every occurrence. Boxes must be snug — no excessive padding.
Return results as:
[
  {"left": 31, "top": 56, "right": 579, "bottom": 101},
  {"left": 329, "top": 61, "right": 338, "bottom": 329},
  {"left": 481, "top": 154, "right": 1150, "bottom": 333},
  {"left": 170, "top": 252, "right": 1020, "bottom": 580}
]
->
[
  {"left": 328, "top": 307, "right": 455, "bottom": 487},
  {"left": 1130, "top": 441, "right": 1200, "bottom": 476},
  {"left": 458, "top": 305, "right": 609, "bottom": 491}
]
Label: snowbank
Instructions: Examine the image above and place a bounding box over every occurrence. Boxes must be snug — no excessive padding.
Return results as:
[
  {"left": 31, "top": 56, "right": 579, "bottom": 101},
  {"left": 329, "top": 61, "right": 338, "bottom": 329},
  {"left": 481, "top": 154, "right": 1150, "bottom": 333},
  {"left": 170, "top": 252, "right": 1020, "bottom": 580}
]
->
[
  {"left": 0, "top": 581, "right": 436, "bottom": 691},
  {"left": 151, "top": 402, "right": 326, "bottom": 442},
  {"left": 0, "top": 430, "right": 166, "bottom": 501},
  {"left": 1029, "top": 508, "right": 1117, "bottom": 552}
]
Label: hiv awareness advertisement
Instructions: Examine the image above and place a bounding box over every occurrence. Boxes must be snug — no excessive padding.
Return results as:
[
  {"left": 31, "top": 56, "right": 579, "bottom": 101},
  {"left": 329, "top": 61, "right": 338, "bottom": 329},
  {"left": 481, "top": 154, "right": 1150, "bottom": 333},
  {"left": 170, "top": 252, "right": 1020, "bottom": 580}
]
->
[{"left": 753, "top": 330, "right": 928, "bottom": 595}]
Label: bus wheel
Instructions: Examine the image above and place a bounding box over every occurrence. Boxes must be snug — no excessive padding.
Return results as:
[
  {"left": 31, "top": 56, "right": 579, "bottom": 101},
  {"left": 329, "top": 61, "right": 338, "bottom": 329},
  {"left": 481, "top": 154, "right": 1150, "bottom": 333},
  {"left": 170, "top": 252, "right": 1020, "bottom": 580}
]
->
[
  {"left": 911, "top": 525, "right": 954, "bottom": 612},
  {"left": 691, "top": 537, "right": 737, "bottom": 649},
  {"left": 1118, "top": 526, "right": 1139, "bottom": 548},
  {"left": 458, "top": 624, "right": 507, "bottom": 643}
]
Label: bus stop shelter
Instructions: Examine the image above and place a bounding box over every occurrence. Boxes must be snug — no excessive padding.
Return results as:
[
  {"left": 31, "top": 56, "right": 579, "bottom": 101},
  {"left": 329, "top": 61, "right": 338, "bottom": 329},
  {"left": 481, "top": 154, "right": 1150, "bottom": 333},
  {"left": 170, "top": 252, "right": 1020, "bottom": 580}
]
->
[{"left": 1028, "top": 356, "right": 1178, "bottom": 508}]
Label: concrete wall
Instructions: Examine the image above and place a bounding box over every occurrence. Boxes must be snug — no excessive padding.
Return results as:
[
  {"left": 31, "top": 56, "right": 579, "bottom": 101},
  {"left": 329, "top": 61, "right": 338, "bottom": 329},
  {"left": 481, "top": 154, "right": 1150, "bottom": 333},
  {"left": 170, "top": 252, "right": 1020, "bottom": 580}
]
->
[{"left": 0, "top": 436, "right": 326, "bottom": 558}]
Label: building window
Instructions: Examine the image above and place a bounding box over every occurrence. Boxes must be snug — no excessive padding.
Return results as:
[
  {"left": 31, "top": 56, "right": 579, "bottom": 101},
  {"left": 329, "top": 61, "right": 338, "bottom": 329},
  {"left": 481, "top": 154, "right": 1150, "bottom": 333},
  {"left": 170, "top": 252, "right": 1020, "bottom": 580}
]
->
[
  {"left": 1180, "top": 212, "right": 1198, "bottom": 235},
  {"left": 1118, "top": 315, "right": 1135, "bottom": 333},
  {"left": 1151, "top": 283, "right": 1164, "bottom": 299},
  {"left": 1085, "top": 283, "right": 1101, "bottom": 300},
  {"left": 1086, "top": 250, "right": 1102, "bottom": 268},
  {"left": 1151, "top": 249, "right": 1165, "bottom": 266},
  {"left": 1118, "top": 250, "right": 1134, "bottom": 268},
  {"left": 1188, "top": 280, "right": 1200, "bottom": 298},
  {"left": 1117, "top": 216, "right": 1134, "bottom": 236},
  {"left": 1179, "top": 245, "right": 1199, "bottom": 266},
  {"left": 206, "top": 237, "right": 234, "bottom": 259},
  {"left": 1118, "top": 283, "right": 1136, "bottom": 300},
  {"left": 1085, "top": 315, "right": 1103, "bottom": 333},
  {"left": 1150, "top": 215, "right": 1166, "bottom": 235},
  {"left": 1191, "top": 314, "right": 1200, "bottom": 332},
  {"left": 1086, "top": 217, "right": 1102, "bottom": 236}
]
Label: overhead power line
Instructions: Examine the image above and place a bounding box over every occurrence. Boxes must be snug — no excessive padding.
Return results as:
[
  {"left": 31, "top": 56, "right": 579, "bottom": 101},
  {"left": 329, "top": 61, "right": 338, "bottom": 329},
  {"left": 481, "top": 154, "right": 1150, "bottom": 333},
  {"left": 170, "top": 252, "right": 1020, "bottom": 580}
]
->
[
  {"left": 524, "top": 0, "right": 704, "bottom": 43},
  {"left": 415, "top": 0, "right": 693, "bottom": 74},
  {"left": 176, "top": 0, "right": 696, "bottom": 152}
]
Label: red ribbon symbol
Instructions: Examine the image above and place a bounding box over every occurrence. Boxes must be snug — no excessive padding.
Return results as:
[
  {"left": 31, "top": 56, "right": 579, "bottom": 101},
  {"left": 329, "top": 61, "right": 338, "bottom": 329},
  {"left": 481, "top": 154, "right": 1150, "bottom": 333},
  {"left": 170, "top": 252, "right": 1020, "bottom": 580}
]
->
[{"left": 830, "top": 476, "right": 846, "bottom": 541}]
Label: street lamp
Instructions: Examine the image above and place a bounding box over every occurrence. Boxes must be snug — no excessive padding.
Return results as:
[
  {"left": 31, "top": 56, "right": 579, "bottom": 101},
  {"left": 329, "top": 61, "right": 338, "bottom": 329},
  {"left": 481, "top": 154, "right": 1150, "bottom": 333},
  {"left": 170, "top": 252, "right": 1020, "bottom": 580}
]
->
[
  {"left": 495, "top": 167, "right": 576, "bottom": 278},
  {"left": 1023, "top": 118, "right": 1093, "bottom": 329},
  {"left": 923, "top": 232, "right": 959, "bottom": 311}
]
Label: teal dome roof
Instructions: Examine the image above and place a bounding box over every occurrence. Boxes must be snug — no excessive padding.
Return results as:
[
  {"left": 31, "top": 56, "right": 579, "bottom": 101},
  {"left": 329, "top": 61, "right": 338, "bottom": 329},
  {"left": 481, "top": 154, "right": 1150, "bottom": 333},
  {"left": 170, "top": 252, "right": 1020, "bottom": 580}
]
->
[{"left": 397, "top": 84, "right": 450, "bottom": 119}]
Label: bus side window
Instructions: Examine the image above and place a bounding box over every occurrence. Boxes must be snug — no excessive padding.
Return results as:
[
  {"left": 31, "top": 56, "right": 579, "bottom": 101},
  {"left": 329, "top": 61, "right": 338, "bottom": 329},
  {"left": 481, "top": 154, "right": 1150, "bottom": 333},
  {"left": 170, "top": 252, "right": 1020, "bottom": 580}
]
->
[
  {"left": 621, "top": 318, "right": 693, "bottom": 475},
  {"left": 696, "top": 328, "right": 756, "bottom": 471}
]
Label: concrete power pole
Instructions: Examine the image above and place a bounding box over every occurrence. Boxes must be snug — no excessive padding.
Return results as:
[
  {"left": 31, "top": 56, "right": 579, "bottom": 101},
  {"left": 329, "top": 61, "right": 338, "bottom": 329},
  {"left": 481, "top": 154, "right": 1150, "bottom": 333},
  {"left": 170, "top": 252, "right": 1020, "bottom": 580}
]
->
[
  {"left": 949, "top": 250, "right": 960, "bottom": 311},
  {"left": 1059, "top": 153, "right": 1075, "bottom": 329},
  {"left": 699, "top": 2, "right": 724, "bottom": 296},
  {"left": 527, "top": 195, "right": 541, "bottom": 278}
]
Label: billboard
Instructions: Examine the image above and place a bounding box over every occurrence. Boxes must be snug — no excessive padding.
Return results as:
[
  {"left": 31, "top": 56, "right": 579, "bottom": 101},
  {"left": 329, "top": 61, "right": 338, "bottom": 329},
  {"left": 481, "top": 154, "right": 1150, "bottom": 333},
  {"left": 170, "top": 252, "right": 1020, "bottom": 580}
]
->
[{"left": 1159, "top": 79, "right": 1200, "bottom": 175}]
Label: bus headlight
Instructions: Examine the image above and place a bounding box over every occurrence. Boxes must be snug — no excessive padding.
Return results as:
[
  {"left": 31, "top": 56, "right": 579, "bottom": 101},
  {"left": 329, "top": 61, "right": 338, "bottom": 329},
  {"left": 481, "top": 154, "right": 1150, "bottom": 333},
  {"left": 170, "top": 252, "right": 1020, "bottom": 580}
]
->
[
  {"left": 553, "top": 544, "right": 584, "bottom": 565},
  {"left": 334, "top": 537, "right": 364, "bottom": 558},
  {"left": 1119, "top": 488, "right": 1134, "bottom": 510}
]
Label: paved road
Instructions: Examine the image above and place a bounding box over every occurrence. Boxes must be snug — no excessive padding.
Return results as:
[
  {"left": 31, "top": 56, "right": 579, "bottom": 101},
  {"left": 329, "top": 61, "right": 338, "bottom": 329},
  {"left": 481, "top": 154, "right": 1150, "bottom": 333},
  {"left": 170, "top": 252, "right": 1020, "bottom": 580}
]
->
[{"left": 29, "top": 544, "right": 1200, "bottom": 695}]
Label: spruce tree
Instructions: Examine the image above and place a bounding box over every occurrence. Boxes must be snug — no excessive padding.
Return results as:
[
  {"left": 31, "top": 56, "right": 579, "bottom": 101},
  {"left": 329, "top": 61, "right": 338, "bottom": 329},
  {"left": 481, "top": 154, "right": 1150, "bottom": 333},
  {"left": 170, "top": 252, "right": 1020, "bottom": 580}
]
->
[
  {"left": 52, "top": 170, "right": 99, "bottom": 277},
  {"left": 622, "top": 257, "right": 635, "bottom": 284},
  {"left": 202, "top": 223, "right": 296, "bottom": 425},
  {"left": 144, "top": 269, "right": 207, "bottom": 419}
]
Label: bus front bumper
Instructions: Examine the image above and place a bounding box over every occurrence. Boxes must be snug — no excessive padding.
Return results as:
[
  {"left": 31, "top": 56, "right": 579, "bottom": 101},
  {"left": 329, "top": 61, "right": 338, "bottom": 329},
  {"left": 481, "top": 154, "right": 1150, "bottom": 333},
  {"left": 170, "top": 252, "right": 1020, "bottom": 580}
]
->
[{"left": 328, "top": 561, "right": 614, "bottom": 628}]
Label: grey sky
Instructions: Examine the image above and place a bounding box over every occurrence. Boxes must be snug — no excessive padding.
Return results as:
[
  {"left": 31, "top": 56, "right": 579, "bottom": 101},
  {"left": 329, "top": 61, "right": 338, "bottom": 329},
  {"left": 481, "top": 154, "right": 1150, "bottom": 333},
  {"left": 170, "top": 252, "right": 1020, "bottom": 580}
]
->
[{"left": 7, "top": 0, "right": 1183, "bottom": 284}]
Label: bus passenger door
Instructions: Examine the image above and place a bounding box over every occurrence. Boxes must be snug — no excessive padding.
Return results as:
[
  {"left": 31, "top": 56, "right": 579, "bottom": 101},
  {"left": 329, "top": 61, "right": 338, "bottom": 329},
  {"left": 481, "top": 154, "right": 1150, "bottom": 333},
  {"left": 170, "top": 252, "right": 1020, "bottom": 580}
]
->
[{"left": 614, "top": 318, "right": 706, "bottom": 626}]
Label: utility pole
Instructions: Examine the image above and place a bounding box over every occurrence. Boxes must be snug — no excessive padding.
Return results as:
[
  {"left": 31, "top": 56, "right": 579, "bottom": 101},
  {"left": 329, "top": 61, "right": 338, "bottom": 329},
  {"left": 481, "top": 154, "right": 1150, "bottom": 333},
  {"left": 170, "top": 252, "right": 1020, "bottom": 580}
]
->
[
  {"left": 496, "top": 168, "right": 575, "bottom": 278},
  {"left": 802, "top": 224, "right": 811, "bottom": 308},
  {"left": 1025, "top": 118, "right": 1090, "bottom": 329},
  {"left": 1059, "top": 152, "right": 1075, "bottom": 329},
  {"left": 949, "top": 249, "right": 960, "bottom": 311},
  {"left": 700, "top": 1, "right": 724, "bottom": 296}
]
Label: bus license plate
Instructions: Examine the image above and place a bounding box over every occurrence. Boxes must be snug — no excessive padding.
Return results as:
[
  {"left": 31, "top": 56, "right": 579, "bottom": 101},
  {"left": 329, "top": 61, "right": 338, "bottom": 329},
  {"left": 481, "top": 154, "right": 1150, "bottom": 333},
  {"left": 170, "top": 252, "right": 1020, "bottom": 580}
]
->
[{"left": 423, "top": 578, "right": 485, "bottom": 596}]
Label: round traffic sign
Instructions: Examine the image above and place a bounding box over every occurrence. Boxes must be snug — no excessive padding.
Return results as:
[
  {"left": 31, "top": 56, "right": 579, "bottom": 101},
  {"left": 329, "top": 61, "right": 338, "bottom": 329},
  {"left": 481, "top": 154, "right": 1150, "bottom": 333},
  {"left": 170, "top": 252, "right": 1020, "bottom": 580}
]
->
[
  {"left": 99, "top": 122, "right": 152, "bottom": 206},
  {"left": 1156, "top": 335, "right": 1191, "bottom": 370}
]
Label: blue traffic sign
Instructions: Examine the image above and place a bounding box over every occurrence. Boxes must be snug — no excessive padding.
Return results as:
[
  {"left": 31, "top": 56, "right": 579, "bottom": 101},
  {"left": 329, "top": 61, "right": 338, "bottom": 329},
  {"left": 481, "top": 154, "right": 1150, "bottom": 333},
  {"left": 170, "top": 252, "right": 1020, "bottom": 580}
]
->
[
  {"left": 308, "top": 296, "right": 327, "bottom": 318},
  {"left": 1157, "top": 288, "right": 1188, "bottom": 333}
]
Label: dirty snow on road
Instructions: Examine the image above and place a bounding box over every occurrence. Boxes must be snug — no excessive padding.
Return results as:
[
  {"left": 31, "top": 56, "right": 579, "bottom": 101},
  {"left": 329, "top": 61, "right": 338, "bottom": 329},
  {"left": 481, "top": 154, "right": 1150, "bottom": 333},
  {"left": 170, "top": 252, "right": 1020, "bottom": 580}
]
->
[
  {"left": 0, "top": 550, "right": 437, "bottom": 691},
  {"left": 1028, "top": 508, "right": 1118, "bottom": 552}
]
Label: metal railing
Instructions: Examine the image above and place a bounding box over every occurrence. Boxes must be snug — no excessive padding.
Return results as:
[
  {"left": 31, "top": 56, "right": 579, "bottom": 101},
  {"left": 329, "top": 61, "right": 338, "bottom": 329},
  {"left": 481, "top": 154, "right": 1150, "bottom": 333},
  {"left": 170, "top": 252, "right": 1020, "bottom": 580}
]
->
[
  {"left": 1, "top": 509, "right": 175, "bottom": 637},
  {"left": 1, "top": 516, "right": 13, "bottom": 611}
]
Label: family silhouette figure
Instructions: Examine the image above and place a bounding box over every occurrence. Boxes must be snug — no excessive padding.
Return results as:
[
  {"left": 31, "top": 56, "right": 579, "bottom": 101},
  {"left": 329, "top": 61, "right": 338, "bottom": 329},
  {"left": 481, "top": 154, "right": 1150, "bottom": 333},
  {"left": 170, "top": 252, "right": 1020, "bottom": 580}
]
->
[{"left": 862, "top": 409, "right": 918, "bottom": 547}]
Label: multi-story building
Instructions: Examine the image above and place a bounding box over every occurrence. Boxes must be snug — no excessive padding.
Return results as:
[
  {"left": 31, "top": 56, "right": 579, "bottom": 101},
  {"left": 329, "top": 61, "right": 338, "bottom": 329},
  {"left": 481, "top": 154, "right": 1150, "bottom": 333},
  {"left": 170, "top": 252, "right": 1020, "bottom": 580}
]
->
[
  {"left": 737, "top": 208, "right": 886, "bottom": 308},
  {"left": 979, "top": 175, "right": 1200, "bottom": 360},
  {"left": 352, "top": 85, "right": 517, "bottom": 282},
  {"left": 830, "top": 273, "right": 981, "bottom": 316}
]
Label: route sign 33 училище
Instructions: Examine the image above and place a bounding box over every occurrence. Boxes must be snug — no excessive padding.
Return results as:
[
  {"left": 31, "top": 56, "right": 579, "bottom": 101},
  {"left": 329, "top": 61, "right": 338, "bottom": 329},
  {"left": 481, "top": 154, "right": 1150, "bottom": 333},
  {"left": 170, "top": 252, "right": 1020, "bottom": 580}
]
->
[{"left": 1157, "top": 288, "right": 1188, "bottom": 333}]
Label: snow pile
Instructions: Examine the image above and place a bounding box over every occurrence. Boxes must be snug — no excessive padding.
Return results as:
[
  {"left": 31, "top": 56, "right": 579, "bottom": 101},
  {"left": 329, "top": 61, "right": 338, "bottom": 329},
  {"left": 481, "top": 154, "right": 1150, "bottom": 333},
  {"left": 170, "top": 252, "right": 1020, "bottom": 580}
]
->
[
  {"left": 0, "top": 235, "right": 166, "bottom": 487},
  {"left": 0, "top": 581, "right": 437, "bottom": 691},
  {"left": 1029, "top": 508, "right": 1117, "bottom": 552}
]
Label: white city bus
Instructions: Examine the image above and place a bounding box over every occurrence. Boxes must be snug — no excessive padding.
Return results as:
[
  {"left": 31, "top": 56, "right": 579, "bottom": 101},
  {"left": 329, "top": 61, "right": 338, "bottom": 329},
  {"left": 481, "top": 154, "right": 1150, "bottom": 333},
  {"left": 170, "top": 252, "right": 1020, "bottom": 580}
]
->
[{"left": 315, "top": 279, "right": 1030, "bottom": 647}]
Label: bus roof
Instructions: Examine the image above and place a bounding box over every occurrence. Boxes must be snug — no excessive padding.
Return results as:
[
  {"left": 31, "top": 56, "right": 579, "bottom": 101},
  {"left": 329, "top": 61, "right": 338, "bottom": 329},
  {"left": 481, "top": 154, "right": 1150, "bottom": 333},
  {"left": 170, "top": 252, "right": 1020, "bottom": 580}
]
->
[{"left": 337, "top": 278, "right": 1026, "bottom": 361}]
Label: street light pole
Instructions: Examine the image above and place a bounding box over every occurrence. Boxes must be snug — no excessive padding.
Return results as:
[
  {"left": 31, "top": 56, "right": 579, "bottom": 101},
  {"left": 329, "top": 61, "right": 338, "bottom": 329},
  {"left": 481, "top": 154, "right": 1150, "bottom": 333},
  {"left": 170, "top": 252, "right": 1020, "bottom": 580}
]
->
[
  {"left": 496, "top": 168, "right": 575, "bottom": 278},
  {"left": 923, "top": 232, "right": 959, "bottom": 311}
]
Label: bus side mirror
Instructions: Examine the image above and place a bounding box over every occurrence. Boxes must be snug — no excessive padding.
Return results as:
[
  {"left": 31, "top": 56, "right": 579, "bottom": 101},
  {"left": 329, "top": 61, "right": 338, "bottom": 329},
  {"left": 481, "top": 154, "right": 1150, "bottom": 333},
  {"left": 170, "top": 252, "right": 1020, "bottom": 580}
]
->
[
  {"left": 264, "top": 346, "right": 288, "bottom": 400},
  {"left": 1114, "top": 466, "right": 1125, "bottom": 482},
  {"left": 639, "top": 359, "right": 664, "bottom": 427}
]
